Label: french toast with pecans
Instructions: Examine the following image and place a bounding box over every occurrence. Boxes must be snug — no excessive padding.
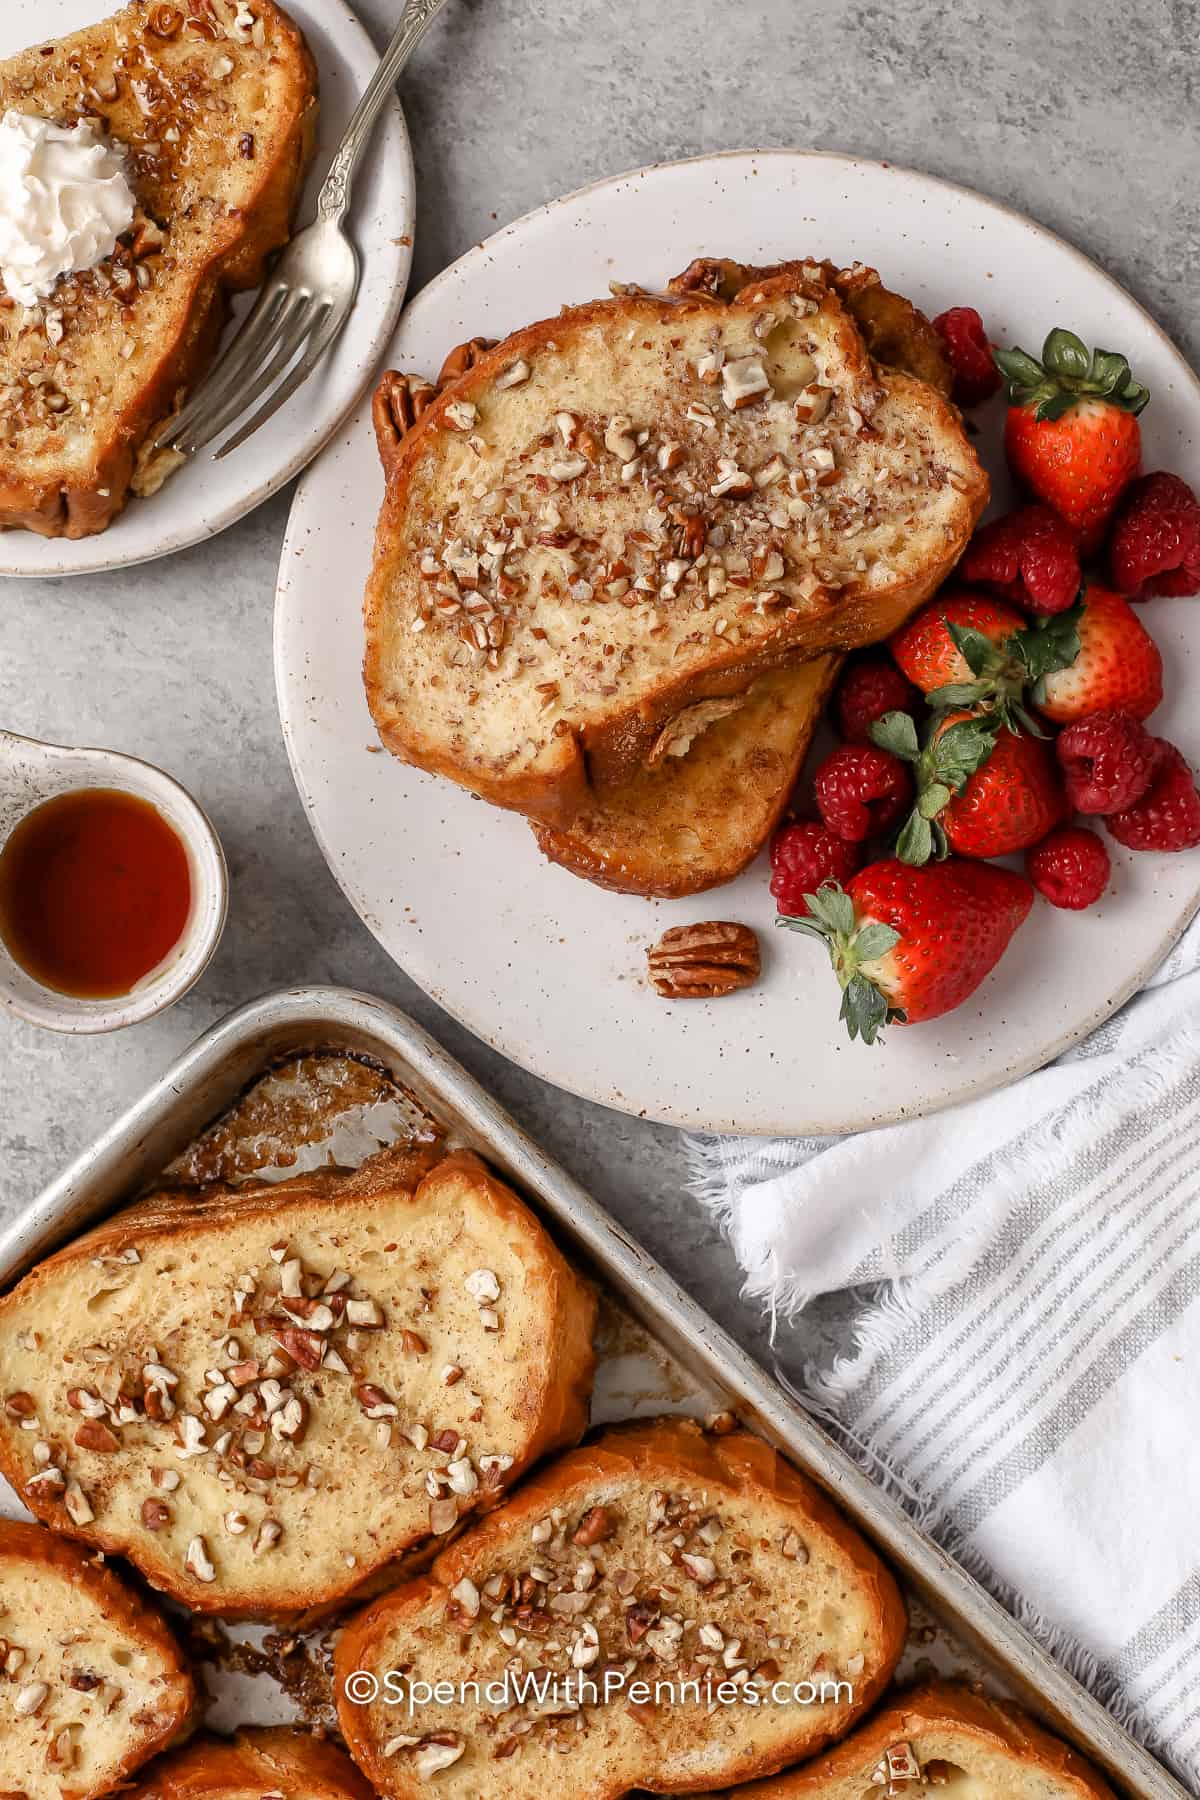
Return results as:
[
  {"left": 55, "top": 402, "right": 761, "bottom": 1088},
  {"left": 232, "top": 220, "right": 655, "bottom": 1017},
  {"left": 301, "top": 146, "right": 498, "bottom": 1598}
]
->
[
  {"left": 531, "top": 655, "right": 840, "bottom": 897},
  {"left": 723, "top": 1681, "right": 1118, "bottom": 1800},
  {"left": 126, "top": 1728, "right": 377, "bottom": 1800},
  {"left": 0, "top": 0, "right": 318, "bottom": 538},
  {"left": 527, "top": 259, "right": 952, "bottom": 894},
  {"left": 0, "top": 1148, "right": 596, "bottom": 1621},
  {"left": 364, "top": 267, "right": 984, "bottom": 827},
  {"left": 0, "top": 1516, "right": 197, "bottom": 1800},
  {"left": 334, "top": 1417, "right": 907, "bottom": 1799}
]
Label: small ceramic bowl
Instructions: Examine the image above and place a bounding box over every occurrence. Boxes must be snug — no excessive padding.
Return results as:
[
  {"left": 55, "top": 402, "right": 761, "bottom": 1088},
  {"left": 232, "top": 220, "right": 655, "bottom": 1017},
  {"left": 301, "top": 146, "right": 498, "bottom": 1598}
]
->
[{"left": 0, "top": 730, "right": 228, "bottom": 1033}]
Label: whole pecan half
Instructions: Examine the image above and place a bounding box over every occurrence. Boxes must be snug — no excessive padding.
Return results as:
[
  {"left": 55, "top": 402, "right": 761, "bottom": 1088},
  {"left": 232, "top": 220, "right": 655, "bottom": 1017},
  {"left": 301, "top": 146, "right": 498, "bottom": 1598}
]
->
[
  {"left": 647, "top": 922, "right": 760, "bottom": 999},
  {"left": 437, "top": 336, "right": 497, "bottom": 389},
  {"left": 373, "top": 370, "right": 438, "bottom": 469}
]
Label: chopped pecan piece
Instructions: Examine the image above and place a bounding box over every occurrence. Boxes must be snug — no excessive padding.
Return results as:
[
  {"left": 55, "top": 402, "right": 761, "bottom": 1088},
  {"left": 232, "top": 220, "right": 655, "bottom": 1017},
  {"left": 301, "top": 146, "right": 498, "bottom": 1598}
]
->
[
  {"left": 647, "top": 922, "right": 760, "bottom": 998},
  {"left": 572, "top": 1504, "right": 614, "bottom": 1546},
  {"left": 74, "top": 1420, "right": 120, "bottom": 1453}
]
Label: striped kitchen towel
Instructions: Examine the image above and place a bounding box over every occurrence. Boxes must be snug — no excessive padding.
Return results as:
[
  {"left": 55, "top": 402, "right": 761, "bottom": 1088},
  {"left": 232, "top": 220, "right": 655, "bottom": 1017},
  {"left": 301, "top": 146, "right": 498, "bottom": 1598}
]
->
[{"left": 688, "top": 915, "right": 1200, "bottom": 1790}]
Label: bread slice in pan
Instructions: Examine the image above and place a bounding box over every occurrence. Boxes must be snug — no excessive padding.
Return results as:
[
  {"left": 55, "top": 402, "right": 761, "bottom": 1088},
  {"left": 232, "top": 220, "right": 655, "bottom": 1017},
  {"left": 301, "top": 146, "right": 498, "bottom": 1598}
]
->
[
  {"left": 0, "top": 0, "right": 318, "bottom": 538},
  {"left": 0, "top": 1516, "right": 196, "bottom": 1800},
  {"left": 530, "top": 655, "right": 839, "bottom": 897},
  {"left": 0, "top": 1149, "right": 596, "bottom": 1621},
  {"left": 126, "top": 1727, "right": 376, "bottom": 1800},
  {"left": 334, "top": 1417, "right": 907, "bottom": 1798},
  {"left": 364, "top": 269, "right": 985, "bottom": 824},
  {"left": 724, "top": 1680, "right": 1118, "bottom": 1800}
]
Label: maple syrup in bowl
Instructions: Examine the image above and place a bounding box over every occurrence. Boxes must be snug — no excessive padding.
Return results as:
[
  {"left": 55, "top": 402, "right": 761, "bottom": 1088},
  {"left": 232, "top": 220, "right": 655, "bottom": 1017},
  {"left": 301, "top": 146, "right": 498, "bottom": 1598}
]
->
[{"left": 0, "top": 732, "right": 227, "bottom": 1033}]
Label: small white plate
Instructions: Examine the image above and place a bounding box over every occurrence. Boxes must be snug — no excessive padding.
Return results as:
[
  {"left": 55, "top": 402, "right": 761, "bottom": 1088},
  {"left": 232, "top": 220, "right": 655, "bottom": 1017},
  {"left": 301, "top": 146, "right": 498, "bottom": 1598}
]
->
[
  {"left": 0, "top": 0, "right": 413, "bottom": 578},
  {"left": 276, "top": 150, "right": 1200, "bottom": 1136}
]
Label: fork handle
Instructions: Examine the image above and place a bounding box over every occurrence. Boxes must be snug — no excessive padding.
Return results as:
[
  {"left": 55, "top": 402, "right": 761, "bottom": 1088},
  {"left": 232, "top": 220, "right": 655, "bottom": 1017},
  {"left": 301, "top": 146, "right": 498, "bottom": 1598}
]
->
[{"left": 317, "top": 0, "right": 452, "bottom": 223}]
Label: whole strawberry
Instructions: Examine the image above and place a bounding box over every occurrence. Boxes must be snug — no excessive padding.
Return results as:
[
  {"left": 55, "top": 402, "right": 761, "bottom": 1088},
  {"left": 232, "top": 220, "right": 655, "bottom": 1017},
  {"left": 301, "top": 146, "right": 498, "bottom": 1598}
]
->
[
  {"left": 889, "top": 589, "right": 1081, "bottom": 735},
  {"left": 996, "top": 329, "right": 1148, "bottom": 553},
  {"left": 874, "top": 709, "right": 1067, "bottom": 863},
  {"left": 1109, "top": 471, "right": 1200, "bottom": 599},
  {"left": 1106, "top": 739, "right": 1200, "bottom": 852},
  {"left": 780, "top": 859, "right": 1033, "bottom": 1041},
  {"left": 890, "top": 589, "right": 1027, "bottom": 695},
  {"left": 960, "top": 504, "right": 1080, "bottom": 615},
  {"left": 769, "top": 821, "right": 861, "bottom": 916},
  {"left": 1034, "top": 585, "right": 1163, "bottom": 724}
]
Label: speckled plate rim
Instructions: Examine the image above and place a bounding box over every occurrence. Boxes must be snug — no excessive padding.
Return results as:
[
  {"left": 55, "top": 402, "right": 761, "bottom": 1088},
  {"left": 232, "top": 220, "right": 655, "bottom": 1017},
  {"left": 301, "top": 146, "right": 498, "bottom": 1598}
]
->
[
  {"left": 276, "top": 147, "right": 1200, "bottom": 1136},
  {"left": 0, "top": 0, "right": 414, "bottom": 580}
]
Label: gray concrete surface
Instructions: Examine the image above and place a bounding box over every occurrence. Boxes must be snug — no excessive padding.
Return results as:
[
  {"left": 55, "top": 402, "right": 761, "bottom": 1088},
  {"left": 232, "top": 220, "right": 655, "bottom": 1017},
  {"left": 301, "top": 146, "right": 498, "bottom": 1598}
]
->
[{"left": 1, "top": 0, "right": 1194, "bottom": 1373}]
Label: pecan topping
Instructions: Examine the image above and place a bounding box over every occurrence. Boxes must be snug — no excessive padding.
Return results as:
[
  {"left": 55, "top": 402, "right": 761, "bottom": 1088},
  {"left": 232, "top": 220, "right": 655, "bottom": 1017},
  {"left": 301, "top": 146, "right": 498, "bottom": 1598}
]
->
[
  {"left": 437, "top": 336, "right": 497, "bottom": 389},
  {"left": 648, "top": 922, "right": 760, "bottom": 998},
  {"left": 141, "top": 1498, "right": 172, "bottom": 1531},
  {"left": 373, "top": 370, "right": 438, "bottom": 467},
  {"left": 572, "top": 1504, "right": 614, "bottom": 1546},
  {"left": 74, "top": 1420, "right": 120, "bottom": 1453}
]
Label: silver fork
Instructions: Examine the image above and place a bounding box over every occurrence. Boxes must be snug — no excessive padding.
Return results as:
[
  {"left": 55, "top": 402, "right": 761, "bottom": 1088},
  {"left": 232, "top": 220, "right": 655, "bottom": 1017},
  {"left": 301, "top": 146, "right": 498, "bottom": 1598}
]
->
[{"left": 156, "top": 0, "right": 452, "bottom": 462}]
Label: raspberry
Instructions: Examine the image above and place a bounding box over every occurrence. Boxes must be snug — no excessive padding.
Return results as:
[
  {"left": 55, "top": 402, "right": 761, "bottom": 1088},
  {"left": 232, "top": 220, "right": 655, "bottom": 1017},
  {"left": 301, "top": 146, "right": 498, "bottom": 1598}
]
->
[
  {"left": 961, "top": 505, "right": 1080, "bottom": 615},
  {"left": 1106, "top": 739, "right": 1200, "bottom": 851},
  {"left": 1109, "top": 471, "right": 1200, "bottom": 599},
  {"left": 814, "top": 746, "right": 912, "bottom": 842},
  {"left": 769, "top": 821, "right": 862, "bottom": 916},
  {"left": 1026, "top": 826, "right": 1111, "bottom": 909},
  {"left": 834, "top": 658, "right": 920, "bottom": 745},
  {"left": 932, "top": 306, "right": 1002, "bottom": 407},
  {"left": 1055, "top": 711, "right": 1156, "bottom": 814}
]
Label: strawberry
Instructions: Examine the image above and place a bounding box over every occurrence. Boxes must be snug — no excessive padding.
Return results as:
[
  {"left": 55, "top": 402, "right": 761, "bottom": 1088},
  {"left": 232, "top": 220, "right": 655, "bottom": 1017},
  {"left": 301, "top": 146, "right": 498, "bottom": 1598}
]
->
[
  {"left": 889, "top": 590, "right": 1082, "bottom": 735},
  {"left": 873, "top": 709, "right": 1067, "bottom": 863},
  {"left": 780, "top": 859, "right": 1033, "bottom": 1042},
  {"left": 995, "top": 329, "right": 1148, "bottom": 553},
  {"left": 890, "top": 589, "right": 1027, "bottom": 694},
  {"left": 1034, "top": 584, "right": 1163, "bottom": 724}
]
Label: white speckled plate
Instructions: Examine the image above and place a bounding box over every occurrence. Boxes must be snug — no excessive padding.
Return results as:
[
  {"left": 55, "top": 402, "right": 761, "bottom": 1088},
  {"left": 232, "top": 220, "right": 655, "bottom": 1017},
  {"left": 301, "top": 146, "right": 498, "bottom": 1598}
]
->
[
  {"left": 0, "top": 0, "right": 413, "bottom": 577},
  {"left": 275, "top": 150, "right": 1200, "bottom": 1135}
]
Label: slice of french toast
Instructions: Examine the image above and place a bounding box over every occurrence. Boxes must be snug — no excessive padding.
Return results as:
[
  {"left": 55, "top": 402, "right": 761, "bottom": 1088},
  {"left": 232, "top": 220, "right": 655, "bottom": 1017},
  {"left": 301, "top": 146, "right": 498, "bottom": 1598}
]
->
[
  {"left": 0, "top": 1516, "right": 196, "bottom": 1800},
  {"left": 334, "top": 1418, "right": 907, "bottom": 1798},
  {"left": 0, "top": 1149, "right": 596, "bottom": 1620},
  {"left": 530, "top": 656, "right": 839, "bottom": 897},
  {"left": 723, "top": 1681, "right": 1118, "bottom": 1800},
  {"left": 364, "top": 269, "right": 985, "bottom": 825},
  {"left": 126, "top": 1728, "right": 377, "bottom": 1800},
  {"left": 0, "top": 0, "right": 318, "bottom": 538},
  {"left": 527, "top": 259, "right": 952, "bottom": 896}
]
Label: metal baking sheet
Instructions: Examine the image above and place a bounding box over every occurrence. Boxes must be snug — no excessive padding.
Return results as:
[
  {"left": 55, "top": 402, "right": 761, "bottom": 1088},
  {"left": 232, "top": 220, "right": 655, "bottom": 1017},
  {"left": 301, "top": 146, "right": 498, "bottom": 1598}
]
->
[{"left": 0, "top": 985, "right": 1181, "bottom": 1798}]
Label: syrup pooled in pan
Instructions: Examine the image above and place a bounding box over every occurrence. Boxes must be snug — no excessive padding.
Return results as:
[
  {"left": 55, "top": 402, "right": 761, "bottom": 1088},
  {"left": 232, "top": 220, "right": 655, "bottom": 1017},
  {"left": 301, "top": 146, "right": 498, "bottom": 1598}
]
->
[{"left": 0, "top": 787, "right": 191, "bottom": 997}]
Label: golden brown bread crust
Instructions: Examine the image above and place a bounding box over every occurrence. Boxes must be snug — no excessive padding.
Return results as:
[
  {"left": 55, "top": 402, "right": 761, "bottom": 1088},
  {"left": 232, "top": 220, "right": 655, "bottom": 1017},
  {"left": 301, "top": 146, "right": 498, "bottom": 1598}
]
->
[
  {"left": 0, "top": 0, "right": 318, "bottom": 539},
  {"left": 0, "top": 1517, "right": 197, "bottom": 1799},
  {"left": 668, "top": 258, "right": 953, "bottom": 398},
  {"left": 365, "top": 272, "right": 985, "bottom": 825},
  {"left": 0, "top": 1148, "right": 597, "bottom": 1623},
  {"left": 730, "top": 1681, "right": 1119, "bottom": 1800},
  {"left": 334, "top": 1418, "right": 908, "bottom": 1798},
  {"left": 125, "top": 1727, "right": 377, "bottom": 1800},
  {"left": 530, "top": 656, "right": 840, "bottom": 897}
]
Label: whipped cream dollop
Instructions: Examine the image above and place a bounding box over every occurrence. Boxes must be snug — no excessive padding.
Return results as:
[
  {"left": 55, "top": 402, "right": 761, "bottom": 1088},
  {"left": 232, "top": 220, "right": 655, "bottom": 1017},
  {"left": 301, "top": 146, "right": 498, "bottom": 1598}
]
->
[{"left": 0, "top": 110, "right": 135, "bottom": 308}]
